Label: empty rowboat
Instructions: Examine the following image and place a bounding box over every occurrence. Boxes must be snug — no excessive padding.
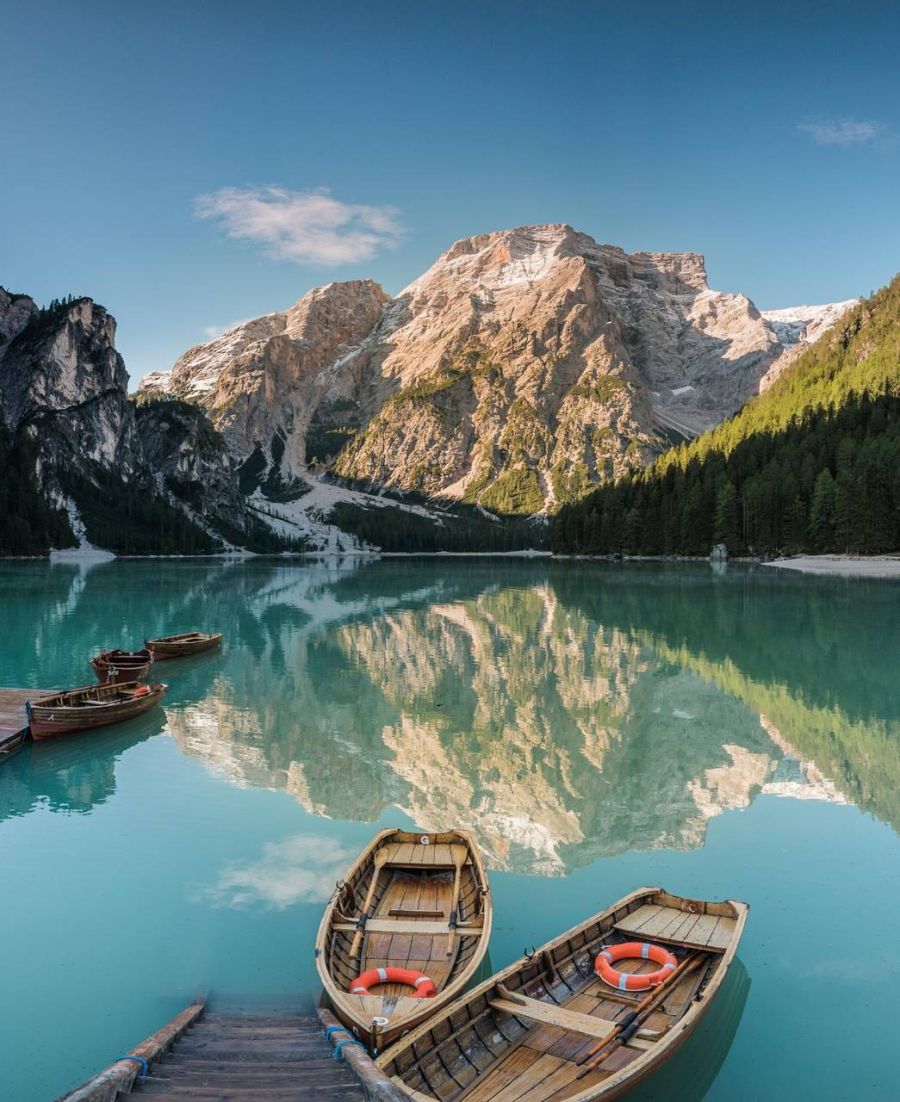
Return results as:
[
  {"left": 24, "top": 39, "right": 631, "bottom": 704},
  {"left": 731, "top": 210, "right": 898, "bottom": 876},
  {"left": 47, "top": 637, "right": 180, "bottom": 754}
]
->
[
  {"left": 27, "top": 682, "right": 168, "bottom": 740},
  {"left": 378, "top": 886, "right": 748, "bottom": 1101},
  {"left": 316, "top": 828, "right": 492, "bottom": 1052},
  {"left": 91, "top": 648, "right": 154, "bottom": 684},
  {"left": 146, "top": 632, "right": 222, "bottom": 659}
]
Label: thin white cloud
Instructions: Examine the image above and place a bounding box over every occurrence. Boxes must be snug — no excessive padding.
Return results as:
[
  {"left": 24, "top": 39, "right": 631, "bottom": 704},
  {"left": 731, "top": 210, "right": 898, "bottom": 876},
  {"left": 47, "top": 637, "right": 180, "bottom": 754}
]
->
[
  {"left": 195, "top": 186, "right": 404, "bottom": 265},
  {"left": 797, "top": 117, "right": 883, "bottom": 146},
  {"left": 202, "top": 834, "right": 351, "bottom": 910},
  {"left": 201, "top": 319, "right": 250, "bottom": 340}
]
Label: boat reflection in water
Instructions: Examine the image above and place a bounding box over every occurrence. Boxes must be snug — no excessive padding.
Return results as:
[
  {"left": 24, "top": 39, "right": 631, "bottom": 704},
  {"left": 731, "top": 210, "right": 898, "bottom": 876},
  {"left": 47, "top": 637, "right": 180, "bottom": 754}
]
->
[
  {"left": 0, "top": 709, "right": 166, "bottom": 821},
  {"left": 626, "top": 958, "right": 751, "bottom": 1102}
]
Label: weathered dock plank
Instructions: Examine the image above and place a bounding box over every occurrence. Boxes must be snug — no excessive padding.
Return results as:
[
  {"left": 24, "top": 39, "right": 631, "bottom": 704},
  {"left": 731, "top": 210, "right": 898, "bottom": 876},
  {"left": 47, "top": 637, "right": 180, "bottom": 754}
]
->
[
  {"left": 57, "top": 1001, "right": 408, "bottom": 1101},
  {"left": 0, "top": 687, "right": 55, "bottom": 756}
]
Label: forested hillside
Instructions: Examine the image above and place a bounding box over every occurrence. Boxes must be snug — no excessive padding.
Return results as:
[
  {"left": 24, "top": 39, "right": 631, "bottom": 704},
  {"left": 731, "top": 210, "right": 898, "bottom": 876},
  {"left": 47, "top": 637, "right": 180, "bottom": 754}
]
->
[
  {"left": 552, "top": 276, "right": 900, "bottom": 556},
  {"left": 0, "top": 424, "right": 75, "bottom": 555}
]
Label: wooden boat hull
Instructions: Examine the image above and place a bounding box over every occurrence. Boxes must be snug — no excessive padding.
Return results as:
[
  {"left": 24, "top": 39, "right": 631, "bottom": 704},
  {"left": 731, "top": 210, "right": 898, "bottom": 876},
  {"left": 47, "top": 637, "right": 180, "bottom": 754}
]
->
[
  {"left": 378, "top": 887, "right": 748, "bottom": 1101},
  {"left": 28, "top": 682, "right": 167, "bottom": 740},
  {"left": 147, "top": 632, "right": 222, "bottom": 659},
  {"left": 316, "top": 828, "right": 492, "bottom": 1052},
  {"left": 91, "top": 649, "right": 153, "bottom": 685}
]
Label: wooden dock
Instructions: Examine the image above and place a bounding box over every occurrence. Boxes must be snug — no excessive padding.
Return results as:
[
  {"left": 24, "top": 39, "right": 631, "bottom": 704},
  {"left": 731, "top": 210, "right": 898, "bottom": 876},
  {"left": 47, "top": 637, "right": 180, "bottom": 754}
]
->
[
  {"left": 0, "top": 687, "right": 54, "bottom": 756},
  {"left": 58, "top": 1001, "right": 407, "bottom": 1101}
]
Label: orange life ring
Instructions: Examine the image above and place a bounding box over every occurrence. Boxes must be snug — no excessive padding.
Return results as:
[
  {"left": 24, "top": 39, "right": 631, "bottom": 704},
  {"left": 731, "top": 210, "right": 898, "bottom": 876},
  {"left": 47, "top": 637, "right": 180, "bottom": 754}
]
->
[
  {"left": 594, "top": 942, "right": 678, "bottom": 991},
  {"left": 349, "top": 967, "right": 437, "bottom": 998}
]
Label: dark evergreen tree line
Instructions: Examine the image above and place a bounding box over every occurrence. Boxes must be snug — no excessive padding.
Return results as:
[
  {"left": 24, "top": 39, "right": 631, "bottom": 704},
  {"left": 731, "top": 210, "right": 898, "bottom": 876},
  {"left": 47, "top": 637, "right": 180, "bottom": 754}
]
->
[
  {"left": 553, "top": 276, "right": 900, "bottom": 556},
  {"left": 0, "top": 424, "right": 75, "bottom": 554},
  {"left": 330, "top": 501, "right": 549, "bottom": 552}
]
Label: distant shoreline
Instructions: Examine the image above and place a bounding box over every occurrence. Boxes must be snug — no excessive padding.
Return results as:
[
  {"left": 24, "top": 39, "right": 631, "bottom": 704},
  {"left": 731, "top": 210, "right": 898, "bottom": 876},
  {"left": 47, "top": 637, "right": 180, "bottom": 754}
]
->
[{"left": 763, "top": 555, "right": 900, "bottom": 578}]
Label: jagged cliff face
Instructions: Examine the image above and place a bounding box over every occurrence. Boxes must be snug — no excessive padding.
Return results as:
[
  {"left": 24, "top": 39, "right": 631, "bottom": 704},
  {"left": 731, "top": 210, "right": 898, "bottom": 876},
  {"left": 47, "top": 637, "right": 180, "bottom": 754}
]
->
[
  {"left": 0, "top": 295, "right": 140, "bottom": 475},
  {"left": 0, "top": 288, "right": 292, "bottom": 554},
  {"left": 141, "top": 225, "right": 849, "bottom": 514},
  {"left": 143, "top": 280, "right": 389, "bottom": 492},
  {"left": 134, "top": 397, "right": 265, "bottom": 542}
]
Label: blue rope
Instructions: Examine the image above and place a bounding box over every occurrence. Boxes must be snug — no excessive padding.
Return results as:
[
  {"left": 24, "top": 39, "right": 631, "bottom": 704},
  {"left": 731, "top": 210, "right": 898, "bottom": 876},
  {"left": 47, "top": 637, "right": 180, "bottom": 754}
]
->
[
  {"left": 332, "top": 1038, "right": 365, "bottom": 1061},
  {"left": 323, "top": 1025, "right": 347, "bottom": 1040},
  {"left": 114, "top": 1055, "right": 148, "bottom": 1077}
]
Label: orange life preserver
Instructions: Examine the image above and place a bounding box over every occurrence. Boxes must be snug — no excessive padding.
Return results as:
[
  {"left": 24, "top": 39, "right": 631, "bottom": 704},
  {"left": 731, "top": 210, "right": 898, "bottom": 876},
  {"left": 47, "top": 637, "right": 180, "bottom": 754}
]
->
[
  {"left": 349, "top": 967, "right": 437, "bottom": 998},
  {"left": 594, "top": 942, "right": 678, "bottom": 991}
]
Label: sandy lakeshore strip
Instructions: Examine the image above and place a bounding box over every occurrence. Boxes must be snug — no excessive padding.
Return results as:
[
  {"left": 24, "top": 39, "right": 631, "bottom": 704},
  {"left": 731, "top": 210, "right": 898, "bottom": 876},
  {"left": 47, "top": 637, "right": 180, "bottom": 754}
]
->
[{"left": 764, "top": 555, "right": 900, "bottom": 578}]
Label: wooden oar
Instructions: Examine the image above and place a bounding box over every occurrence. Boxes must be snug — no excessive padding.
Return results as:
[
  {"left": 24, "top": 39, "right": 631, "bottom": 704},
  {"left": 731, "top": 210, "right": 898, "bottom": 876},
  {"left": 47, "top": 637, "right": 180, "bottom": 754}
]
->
[
  {"left": 576, "top": 952, "right": 703, "bottom": 1078},
  {"left": 349, "top": 848, "right": 390, "bottom": 959},
  {"left": 445, "top": 846, "right": 468, "bottom": 956}
]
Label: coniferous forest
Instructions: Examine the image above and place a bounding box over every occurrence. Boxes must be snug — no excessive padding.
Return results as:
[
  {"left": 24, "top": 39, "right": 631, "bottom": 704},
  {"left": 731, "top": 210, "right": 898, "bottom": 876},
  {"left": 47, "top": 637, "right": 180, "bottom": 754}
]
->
[
  {"left": 0, "top": 424, "right": 75, "bottom": 555},
  {"left": 552, "top": 276, "right": 900, "bottom": 557}
]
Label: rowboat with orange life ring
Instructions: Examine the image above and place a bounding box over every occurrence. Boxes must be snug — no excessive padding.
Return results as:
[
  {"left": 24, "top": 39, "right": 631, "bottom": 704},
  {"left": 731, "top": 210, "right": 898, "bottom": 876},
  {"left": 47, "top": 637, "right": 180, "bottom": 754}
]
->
[
  {"left": 315, "top": 828, "right": 492, "bottom": 1052},
  {"left": 378, "top": 887, "right": 748, "bottom": 1101}
]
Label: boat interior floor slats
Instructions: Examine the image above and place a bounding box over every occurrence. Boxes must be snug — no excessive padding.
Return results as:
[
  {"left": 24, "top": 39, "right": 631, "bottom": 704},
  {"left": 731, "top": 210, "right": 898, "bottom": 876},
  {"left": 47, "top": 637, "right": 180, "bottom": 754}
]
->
[{"left": 407, "top": 951, "right": 712, "bottom": 1102}]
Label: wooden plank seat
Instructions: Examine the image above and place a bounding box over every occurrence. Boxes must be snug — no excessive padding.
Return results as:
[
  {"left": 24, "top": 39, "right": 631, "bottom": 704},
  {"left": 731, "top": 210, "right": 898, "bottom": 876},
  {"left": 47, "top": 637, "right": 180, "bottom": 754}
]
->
[
  {"left": 332, "top": 918, "right": 485, "bottom": 936},
  {"left": 489, "top": 989, "right": 619, "bottom": 1039},
  {"left": 615, "top": 903, "right": 736, "bottom": 951},
  {"left": 378, "top": 841, "right": 470, "bottom": 868}
]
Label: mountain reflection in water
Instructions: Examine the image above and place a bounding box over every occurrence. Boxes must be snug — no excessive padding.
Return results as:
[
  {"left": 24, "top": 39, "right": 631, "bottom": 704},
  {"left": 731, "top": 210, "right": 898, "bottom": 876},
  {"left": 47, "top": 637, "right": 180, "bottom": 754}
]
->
[{"left": 89, "top": 557, "right": 894, "bottom": 876}]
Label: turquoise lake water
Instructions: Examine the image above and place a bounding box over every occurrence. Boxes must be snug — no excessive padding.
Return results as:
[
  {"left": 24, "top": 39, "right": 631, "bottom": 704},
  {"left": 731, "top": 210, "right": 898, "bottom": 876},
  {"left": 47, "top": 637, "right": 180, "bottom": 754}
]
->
[{"left": 0, "top": 558, "right": 898, "bottom": 1100}]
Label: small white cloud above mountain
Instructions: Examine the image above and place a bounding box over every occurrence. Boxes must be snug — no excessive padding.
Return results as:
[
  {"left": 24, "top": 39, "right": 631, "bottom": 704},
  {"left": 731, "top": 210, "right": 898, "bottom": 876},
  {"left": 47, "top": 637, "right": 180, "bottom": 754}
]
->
[
  {"left": 201, "top": 319, "right": 250, "bottom": 340},
  {"left": 194, "top": 186, "right": 405, "bottom": 265},
  {"left": 797, "top": 117, "right": 885, "bottom": 147}
]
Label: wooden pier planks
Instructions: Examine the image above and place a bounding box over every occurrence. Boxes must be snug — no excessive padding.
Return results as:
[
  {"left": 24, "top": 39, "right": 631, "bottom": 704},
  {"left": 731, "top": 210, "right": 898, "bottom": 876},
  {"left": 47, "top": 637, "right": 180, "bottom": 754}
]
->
[
  {"left": 57, "top": 1002, "right": 406, "bottom": 1101},
  {"left": 0, "top": 687, "right": 54, "bottom": 756}
]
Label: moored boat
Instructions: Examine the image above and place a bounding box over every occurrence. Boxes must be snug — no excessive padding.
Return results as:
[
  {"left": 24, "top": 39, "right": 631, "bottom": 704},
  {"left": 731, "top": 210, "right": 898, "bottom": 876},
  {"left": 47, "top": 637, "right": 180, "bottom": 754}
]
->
[
  {"left": 378, "top": 886, "right": 748, "bottom": 1101},
  {"left": 27, "top": 681, "right": 168, "bottom": 740},
  {"left": 316, "top": 828, "right": 492, "bottom": 1052},
  {"left": 146, "top": 632, "right": 222, "bottom": 659},
  {"left": 91, "top": 648, "right": 154, "bottom": 684}
]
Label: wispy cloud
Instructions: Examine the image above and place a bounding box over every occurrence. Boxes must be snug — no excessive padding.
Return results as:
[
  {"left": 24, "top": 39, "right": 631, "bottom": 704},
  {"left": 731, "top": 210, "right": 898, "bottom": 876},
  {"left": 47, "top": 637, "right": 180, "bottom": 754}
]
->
[
  {"left": 195, "top": 186, "right": 404, "bottom": 265},
  {"left": 797, "top": 117, "right": 884, "bottom": 147},
  {"left": 201, "top": 319, "right": 250, "bottom": 340},
  {"left": 202, "top": 834, "right": 351, "bottom": 910}
]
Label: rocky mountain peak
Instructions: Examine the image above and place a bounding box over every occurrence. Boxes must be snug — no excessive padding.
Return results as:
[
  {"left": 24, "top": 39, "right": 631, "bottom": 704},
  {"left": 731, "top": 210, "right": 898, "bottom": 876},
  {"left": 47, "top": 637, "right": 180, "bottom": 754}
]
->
[{"left": 136, "top": 224, "right": 856, "bottom": 520}]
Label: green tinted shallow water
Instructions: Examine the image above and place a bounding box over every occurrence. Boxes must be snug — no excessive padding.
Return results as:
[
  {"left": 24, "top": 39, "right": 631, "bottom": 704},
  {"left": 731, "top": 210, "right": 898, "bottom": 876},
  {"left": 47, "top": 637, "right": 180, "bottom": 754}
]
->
[{"left": 1, "top": 559, "right": 898, "bottom": 1101}]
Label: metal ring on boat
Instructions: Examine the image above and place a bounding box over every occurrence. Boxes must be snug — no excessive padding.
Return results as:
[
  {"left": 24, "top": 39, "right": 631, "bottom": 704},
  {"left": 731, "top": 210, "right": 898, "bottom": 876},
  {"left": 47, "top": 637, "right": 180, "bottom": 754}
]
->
[
  {"left": 594, "top": 942, "right": 678, "bottom": 991},
  {"left": 349, "top": 967, "right": 437, "bottom": 998}
]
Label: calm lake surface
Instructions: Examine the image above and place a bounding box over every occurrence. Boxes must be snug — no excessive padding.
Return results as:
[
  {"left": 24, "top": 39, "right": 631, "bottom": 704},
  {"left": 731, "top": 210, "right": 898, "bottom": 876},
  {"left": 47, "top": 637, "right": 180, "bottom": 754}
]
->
[{"left": 1, "top": 558, "right": 898, "bottom": 1100}]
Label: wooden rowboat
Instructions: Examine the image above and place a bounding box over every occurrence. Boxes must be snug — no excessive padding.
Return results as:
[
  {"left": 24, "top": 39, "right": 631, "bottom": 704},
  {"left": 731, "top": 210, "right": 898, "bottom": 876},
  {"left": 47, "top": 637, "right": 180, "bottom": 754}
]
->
[
  {"left": 146, "top": 632, "right": 222, "bottom": 659},
  {"left": 316, "top": 828, "right": 492, "bottom": 1052},
  {"left": 27, "top": 681, "right": 168, "bottom": 740},
  {"left": 91, "top": 648, "right": 153, "bottom": 684},
  {"left": 378, "top": 886, "right": 748, "bottom": 1101}
]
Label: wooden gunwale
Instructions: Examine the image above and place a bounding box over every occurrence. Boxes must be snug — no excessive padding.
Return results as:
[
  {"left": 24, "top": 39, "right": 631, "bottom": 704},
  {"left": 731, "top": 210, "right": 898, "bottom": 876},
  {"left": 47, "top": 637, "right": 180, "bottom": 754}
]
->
[
  {"left": 316, "top": 828, "right": 492, "bottom": 1052},
  {"left": 378, "top": 886, "right": 748, "bottom": 1102}
]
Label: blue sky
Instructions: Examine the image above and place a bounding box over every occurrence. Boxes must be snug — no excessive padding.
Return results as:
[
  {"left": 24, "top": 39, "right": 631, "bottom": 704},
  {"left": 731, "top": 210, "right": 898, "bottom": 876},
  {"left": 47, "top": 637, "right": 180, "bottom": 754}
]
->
[{"left": 2, "top": 0, "right": 898, "bottom": 384}]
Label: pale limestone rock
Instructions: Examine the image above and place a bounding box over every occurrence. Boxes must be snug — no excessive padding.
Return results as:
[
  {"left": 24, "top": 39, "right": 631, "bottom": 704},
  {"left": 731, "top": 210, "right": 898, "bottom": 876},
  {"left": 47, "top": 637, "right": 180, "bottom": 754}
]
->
[{"left": 138, "top": 226, "right": 853, "bottom": 514}]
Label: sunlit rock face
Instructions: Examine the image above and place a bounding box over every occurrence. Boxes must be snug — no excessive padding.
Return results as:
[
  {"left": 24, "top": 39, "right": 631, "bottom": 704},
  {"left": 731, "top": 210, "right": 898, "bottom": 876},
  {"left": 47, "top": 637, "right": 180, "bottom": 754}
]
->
[
  {"left": 138, "top": 226, "right": 853, "bottom": 515},
  {"left": 161, "top": 575, "right": 840, "bottom": 875},
  {"left": 0, "top": 295, "right": 140, "bottom": 474},
  {"left": 141, "top": 280, "right": 390, "bottom": 490}
]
